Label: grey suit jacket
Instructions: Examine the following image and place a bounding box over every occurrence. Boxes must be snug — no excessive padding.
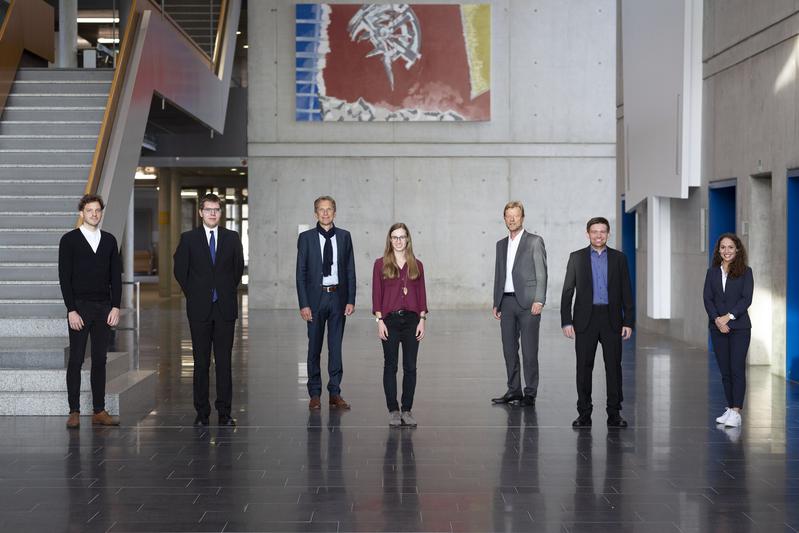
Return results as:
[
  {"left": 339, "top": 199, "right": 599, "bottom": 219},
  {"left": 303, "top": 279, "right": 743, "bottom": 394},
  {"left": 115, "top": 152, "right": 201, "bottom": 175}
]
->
[{"left": 493, "top": 230, "right": 548, "bottom": 310}]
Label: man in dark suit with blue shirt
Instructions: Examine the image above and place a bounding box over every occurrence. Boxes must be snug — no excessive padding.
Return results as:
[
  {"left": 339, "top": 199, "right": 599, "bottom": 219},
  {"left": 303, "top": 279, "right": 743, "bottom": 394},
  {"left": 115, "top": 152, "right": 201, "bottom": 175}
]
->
[
  {"left": 174, "top": 193, "right": 244, "bottom": 427},
  {"left": 561, "top": 217, "right": 634, "bottom": 428},
  {"left": 296, "top": 196, "right": 356, "bottom": 410}
]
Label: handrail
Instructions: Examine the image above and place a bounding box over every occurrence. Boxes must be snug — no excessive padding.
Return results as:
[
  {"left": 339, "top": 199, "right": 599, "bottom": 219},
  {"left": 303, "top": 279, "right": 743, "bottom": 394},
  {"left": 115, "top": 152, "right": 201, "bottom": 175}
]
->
[
  {"left": 117, "top": 281, "right": 141, "bottom": 371},
  {"left": 0, "top": 0, "right": 54, "bottom": 118},
  {"left": 84, "top": 0, "right": 240, "bottom": 237}
]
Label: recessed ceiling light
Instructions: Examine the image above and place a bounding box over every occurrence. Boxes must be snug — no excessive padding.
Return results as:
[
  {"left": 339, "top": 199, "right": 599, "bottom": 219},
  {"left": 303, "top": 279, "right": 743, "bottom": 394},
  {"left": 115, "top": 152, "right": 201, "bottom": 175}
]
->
[
  {"left": 243, "top": 44, "right": 249, "bottom": 49},
  {"left": 230, "top": 168, "right": 237, "bottom": 171}
]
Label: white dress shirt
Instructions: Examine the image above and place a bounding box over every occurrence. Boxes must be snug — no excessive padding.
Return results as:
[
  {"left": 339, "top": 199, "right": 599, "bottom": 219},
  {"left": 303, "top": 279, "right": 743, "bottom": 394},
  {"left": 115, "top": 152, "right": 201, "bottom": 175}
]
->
[
  {"left": 720, "top": 265, "right": 727, "bottom": 291},
  {"left": 318, "top": 233, "right": 339, "bottom": 285},
  {"left": 504, "top": 230, "right": 524, "bottom": 293},
  {"left": 79, "top": 224, "right": 101, "bottom": 253}
]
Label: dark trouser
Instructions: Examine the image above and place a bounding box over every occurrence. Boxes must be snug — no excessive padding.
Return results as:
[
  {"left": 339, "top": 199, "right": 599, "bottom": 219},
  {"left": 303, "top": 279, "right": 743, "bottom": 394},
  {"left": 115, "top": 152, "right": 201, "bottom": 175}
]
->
[
  {"left": 575, "top": 305, "right": 623, "bottom": 417},
  {"left": 499, "top": 294, "right": 541, "bottom": 398},
  {"left": 67, "top": 300, "right": 112, "bottom": 413},
  {"left": 710, "top": 328, "right": 750, "bottom": 409},
  {"left": 306, "top": 292, "right": 345, "bottom": 397},
  {"left": 188, "top": 302, "right": 236, "bottom": 418},
  {"left": 381, "top": 312, "right": 420, "bottom": 412}
]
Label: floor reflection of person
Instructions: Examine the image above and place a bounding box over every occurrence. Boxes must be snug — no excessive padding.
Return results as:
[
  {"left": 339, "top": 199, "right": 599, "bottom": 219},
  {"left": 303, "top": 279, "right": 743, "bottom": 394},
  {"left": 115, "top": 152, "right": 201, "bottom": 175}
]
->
[{"left": 703, "top": 233, "right": 753, "bottom": 429}]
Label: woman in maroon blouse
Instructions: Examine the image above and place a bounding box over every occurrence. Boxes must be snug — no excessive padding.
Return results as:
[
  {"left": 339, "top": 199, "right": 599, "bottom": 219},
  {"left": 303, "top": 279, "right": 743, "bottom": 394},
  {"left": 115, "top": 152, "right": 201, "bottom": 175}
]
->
[{"left": 372, "top": 223, "right": 428, "bottom": 427}]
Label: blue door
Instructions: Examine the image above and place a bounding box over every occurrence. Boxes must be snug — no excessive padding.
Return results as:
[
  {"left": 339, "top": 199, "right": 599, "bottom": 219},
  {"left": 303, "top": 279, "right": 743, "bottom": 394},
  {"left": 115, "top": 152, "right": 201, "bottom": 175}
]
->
[
  {"left": 708, "top": 184, "right": 736, "bottom": 262},
  {"left": 707, "top": 182, "right": 736, "bottom": 354},
  {"left": 621, "top": 199, "right": 636, "bottom": 309},
  {"left": 788, "top": 173, "right": 799, "bottom": 380}
]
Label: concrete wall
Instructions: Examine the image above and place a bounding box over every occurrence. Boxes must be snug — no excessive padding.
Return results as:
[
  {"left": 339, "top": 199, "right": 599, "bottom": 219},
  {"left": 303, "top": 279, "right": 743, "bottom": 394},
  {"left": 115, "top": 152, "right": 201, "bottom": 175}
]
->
[
  {"left": 621, "top": 0, "right": 794, "bottom": 375},
  {"left": 247, "top": 0, "right": 617, "bottom": 310}
]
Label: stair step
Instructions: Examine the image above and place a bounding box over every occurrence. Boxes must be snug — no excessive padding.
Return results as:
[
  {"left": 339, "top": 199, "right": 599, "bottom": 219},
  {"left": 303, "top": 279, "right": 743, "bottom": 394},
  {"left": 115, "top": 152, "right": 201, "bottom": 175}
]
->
[
  {"left": 0, "top": 136, "right": 98, "bottom": 150},
  {"left": 0, "top": 369, "right": 156, "bottom": 416},
  {"left": 10, "top": 81, "right": 111, "bottom": 95},
  {"left": 0, "top": 165, "right": 90, "bottom": 179},
  {"left": 0, "top": 263, "right": 58, "bottom": 281},
  {"left": 0, "top": 246, "right": 59, "bottom": 262},
  {"left": 0, "top": 179, "right": 85, "bottom": 196},
  {"left": 0, "top": 317, "right": 65, "bottom": 336},
  {"left": 0, "top": 282, "right": 62, "bottom": 299},
  {"left": 6, "top": 94, "right": 109, "bottom": 108},
  {"left": 0, "top": 149, "right": 95, "bottom": 166},
  {"left": 0, "top": 212, "right": 76, "bottom": 229},
  {"left": 0, "top": 352, "right": 128, "bottom": 382},
  {"left": 0, "top": 298, "right": 68, "bottom": 316},
  {"left": 0, "top": 108, "right": 106, "bottom": 122},
  {"left": 0, "top": 121, "right": 101, "bottom": 136},
  {"left": 0, "top": 195, "right": 81, "bottom": 212},
  {"left": 15, "top": 68, "right": 115, "bottom": 82}
]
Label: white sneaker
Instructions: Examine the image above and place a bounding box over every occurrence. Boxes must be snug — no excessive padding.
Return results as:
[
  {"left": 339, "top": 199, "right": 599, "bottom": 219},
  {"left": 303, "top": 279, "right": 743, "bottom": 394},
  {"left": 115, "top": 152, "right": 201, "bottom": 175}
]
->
[
  {"left": 400, "top": 411, "right": 417, "bottom": 427},
  {"left": 724, "top": 410, "right": 742, "bottom": 428},
  {"left": 389, "top": 411, "right": 401, "bottom": 427},
  {"left": 715, "top": 408, "right": 731, "bottom": 425}
]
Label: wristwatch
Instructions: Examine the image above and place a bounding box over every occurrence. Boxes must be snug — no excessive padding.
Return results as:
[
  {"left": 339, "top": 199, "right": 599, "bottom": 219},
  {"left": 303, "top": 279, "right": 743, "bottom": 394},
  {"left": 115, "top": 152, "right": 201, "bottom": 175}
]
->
[
  {"left": 375, "top": 316, "right": 383, "bottom": 323},
  {"left": 728, "top": 313, "right": 735, "bottom": 320}
]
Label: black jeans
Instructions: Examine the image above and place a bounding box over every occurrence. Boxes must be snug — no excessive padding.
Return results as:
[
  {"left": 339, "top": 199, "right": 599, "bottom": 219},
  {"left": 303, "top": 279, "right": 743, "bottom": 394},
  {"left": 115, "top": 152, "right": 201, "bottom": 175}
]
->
[
  {"left": 381, "top": 312, "right": 420, "bottom": 412},
  {"left": 66, "top": 300, "right": 112, "bottom": 413}
]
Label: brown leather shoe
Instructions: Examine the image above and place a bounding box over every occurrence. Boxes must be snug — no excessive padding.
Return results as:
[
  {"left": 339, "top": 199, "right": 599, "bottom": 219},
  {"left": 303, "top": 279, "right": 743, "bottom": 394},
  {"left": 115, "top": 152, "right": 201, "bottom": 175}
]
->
[
  {"left": 309, "top": 396, "right": 321, "bottom": 410},
  {"left": 66, "top": 412, "right": 80, "bottom": 429},
  {"left": 329, "top": 395, "right": 351, "bottom": 409},
  {"left": 91, "top": 410, "right": 120, "bottom": 426}
]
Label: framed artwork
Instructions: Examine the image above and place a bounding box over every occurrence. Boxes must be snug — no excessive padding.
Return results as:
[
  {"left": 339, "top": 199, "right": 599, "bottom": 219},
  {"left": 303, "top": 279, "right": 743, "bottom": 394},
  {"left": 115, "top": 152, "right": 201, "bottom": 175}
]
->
[{"left": 296, "top": 3, "right": 491, "bottom": 121}]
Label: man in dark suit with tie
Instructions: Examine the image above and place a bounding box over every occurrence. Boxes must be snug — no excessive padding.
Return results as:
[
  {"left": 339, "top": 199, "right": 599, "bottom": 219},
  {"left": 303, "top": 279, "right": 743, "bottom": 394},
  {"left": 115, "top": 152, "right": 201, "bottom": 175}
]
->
[
  {"left": 491, "top": 201, "right": 548, "bottom": 407},
  {"left": 296, "top": 196, "right": 356, "bottom": 410},
  {"left": 174, "top": 193, "right": 244, "bottom": 426},
  {"left": 561, "top": 216, "right": 634, "bottom": 428}
]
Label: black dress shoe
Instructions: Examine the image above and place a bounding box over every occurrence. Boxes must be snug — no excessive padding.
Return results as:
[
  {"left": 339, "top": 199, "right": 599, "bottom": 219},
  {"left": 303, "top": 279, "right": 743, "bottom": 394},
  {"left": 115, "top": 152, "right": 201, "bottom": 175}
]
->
[
  {"left": 607, "top": 415, "right": 628, "bottom": 428},
  {"left": 520, "top": 396, "right": 536, "bottom": 407},
  {"left": 193, "top": 415, "right": 209, "bottom": 427},
  {"left": 572, "top": 416, "right": 592, "bottom": 428},
  {"left": 491, "top": 393, "right": 523, "bottom": 404},
  {"left": 218, "top": 415, "right": 237, "bottom": 426}
]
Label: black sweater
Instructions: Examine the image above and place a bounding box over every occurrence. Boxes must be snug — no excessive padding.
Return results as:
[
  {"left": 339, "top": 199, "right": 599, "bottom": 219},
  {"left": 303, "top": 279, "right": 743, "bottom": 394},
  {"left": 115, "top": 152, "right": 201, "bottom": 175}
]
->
[{"left": 58, "top": 228, "right": 122, "bottom": 312}]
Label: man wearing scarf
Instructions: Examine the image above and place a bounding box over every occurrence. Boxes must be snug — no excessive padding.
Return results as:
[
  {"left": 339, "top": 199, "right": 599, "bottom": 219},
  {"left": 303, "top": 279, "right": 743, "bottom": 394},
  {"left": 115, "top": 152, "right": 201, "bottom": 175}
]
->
[{"left": 296, "top": 196, "right": 357, "bottom": 410}]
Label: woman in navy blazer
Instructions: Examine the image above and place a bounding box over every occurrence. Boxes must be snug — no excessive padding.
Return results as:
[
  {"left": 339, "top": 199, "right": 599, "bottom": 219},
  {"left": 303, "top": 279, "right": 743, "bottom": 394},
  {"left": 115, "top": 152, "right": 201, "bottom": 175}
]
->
[{"left": 703, "top": 233, "right": 754, "bottom": 428}]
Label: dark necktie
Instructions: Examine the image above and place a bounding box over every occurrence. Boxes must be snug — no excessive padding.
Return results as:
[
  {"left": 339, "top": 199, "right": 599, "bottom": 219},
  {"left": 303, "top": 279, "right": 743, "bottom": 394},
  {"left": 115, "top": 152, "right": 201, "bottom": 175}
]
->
[{"left": 210, "top": 231, "right": 218, "bottom": 302}]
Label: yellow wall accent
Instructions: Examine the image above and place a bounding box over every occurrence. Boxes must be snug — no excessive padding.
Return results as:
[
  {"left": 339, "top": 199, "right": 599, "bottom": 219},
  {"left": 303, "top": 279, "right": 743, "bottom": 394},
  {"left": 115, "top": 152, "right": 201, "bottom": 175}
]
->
[{"left": 461, "top": 4, "right": 491, "bottom": 100}]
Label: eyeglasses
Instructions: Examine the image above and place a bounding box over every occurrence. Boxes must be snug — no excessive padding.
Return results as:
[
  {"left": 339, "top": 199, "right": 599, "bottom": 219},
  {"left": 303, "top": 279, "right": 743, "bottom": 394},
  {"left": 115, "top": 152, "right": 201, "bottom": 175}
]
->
[
  {"left": 390, "top": 235, "right": 407, "bottom": 241},
  {"left": 201, "top": 208, "right": 221, "bottom": 214}
]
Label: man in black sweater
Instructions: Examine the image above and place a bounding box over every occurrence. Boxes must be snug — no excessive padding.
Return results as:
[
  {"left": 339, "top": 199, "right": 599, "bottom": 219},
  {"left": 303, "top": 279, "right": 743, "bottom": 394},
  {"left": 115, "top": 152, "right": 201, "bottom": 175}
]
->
[{"left": 58, "top": 194, "right": 122, "bottom": 429}]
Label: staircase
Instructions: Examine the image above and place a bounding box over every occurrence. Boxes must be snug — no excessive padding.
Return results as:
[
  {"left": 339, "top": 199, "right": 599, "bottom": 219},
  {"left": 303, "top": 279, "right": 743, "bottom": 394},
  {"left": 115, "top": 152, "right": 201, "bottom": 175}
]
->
[
  {"left": 163, "top": 0, "right": 222, "bottom": 57},
  {"left": 0, "top": 68, "right": 156, "bottom": 417}
]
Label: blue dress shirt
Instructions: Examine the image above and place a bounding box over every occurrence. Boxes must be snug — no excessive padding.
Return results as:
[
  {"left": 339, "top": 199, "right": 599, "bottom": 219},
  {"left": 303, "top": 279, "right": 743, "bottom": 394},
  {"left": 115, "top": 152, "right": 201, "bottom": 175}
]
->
[{"left": 590, "top": 248, "right": 609, "bottom": 304}]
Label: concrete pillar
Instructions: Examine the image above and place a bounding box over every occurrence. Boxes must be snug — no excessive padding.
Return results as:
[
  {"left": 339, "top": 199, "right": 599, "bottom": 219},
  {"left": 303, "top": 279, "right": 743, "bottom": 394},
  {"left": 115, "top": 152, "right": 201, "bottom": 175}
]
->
[
  {"left": 169, "top": 168, "right": 182, "bottom": 296},
  {"left": 123, "top": 194, "right": 135, "bottom": 308},
  {"left": 157, "top": 169, "right": 172, "bottom": 297},
  {"left": 57, "top": 0, "right": 78, "bottom": 68}
]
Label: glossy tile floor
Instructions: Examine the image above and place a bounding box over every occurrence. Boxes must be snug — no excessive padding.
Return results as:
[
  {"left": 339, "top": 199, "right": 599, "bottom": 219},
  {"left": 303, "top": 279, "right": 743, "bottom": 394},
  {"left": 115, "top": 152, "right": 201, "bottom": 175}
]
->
[{"left": 1, "top": 287, "right": 798, "bottom": 532}]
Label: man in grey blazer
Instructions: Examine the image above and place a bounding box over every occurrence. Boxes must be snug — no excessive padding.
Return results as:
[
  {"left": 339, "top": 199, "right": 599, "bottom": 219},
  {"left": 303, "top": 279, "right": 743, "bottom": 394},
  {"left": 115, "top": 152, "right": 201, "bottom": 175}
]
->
[{"left": 491, "top": 201, "right": 548, "bottom": 406}]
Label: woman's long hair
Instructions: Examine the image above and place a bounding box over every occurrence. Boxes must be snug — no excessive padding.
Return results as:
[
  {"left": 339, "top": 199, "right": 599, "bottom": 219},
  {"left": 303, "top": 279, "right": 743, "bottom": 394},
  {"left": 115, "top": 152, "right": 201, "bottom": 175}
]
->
[
  {"left": 711, "top": 232, "right": 748, "bottom": 278},
  {"left": 382, "top": 222, "right": 420, "bottom": 280}
]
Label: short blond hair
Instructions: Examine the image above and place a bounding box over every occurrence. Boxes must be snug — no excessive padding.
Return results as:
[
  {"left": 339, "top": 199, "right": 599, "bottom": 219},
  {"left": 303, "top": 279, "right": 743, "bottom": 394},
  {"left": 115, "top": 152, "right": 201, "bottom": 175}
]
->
[{"left": 503, "top": 201, "right": 525, "bottom": 218}]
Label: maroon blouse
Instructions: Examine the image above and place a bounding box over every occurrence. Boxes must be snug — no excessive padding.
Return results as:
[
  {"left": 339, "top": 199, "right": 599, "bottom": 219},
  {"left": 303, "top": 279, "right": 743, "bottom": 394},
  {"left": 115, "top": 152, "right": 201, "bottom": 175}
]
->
[{"left": 371, "top": 257, "right": 428, "bottom": 316}]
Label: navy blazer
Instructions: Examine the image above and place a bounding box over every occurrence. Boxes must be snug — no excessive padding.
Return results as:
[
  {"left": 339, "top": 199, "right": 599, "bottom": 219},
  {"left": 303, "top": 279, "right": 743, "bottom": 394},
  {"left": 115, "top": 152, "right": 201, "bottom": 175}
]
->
[
  {"left": 296, "top": 227, "right": 356, "bottom": 312},
  {"left": 560, "top": 246, "right": 634, "bottom": 333},
  {"left": 702, "top": 266, "right": 753, "bottom": 330},
  {"left": 173, "top": 226, "right": 245, "bottom": 322}
]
